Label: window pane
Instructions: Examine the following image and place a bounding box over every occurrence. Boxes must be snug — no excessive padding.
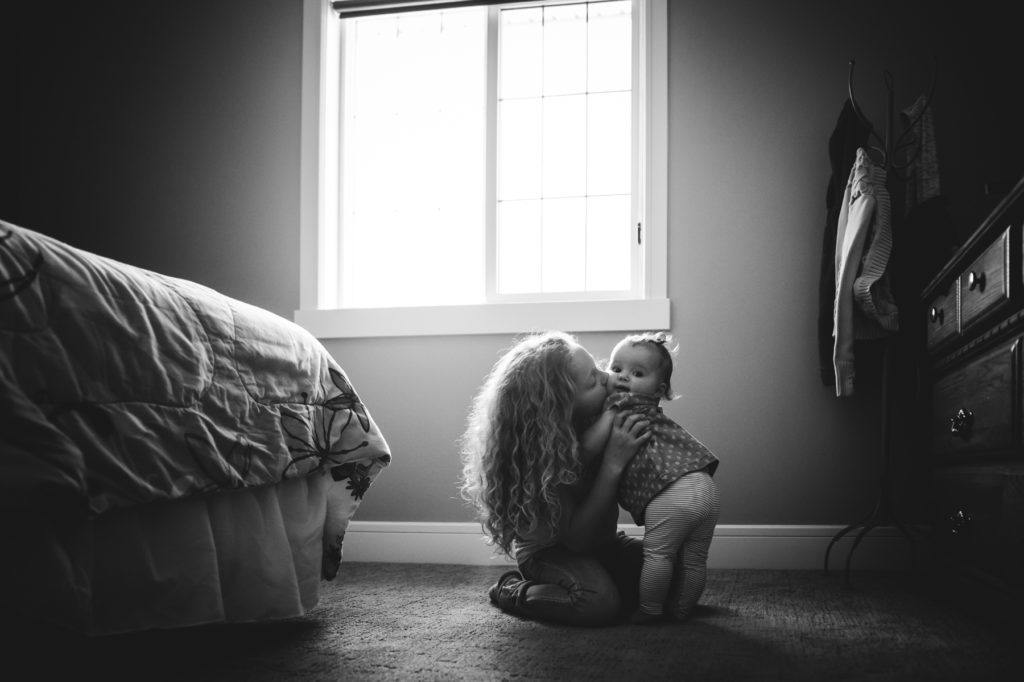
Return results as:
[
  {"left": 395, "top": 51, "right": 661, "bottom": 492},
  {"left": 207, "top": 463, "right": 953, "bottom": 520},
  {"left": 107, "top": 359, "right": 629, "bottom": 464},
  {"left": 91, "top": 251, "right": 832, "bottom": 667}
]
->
[
  {"left": 543, "top": 4, "right": 587, "bottom": 96},
  {"left": 498, "top": 199, "right": 542, "bottom": 294},
  {"left": 543, "top": 198, "right": 586, "bottom": 292},
  {"left": 496, "top": 1, "right": 635, "bottom": 300},
  {"left": 336, "top": 1, "right": 637, "bottom": 309},
  {"left": 498, "top": 98, "right": 542, "bottom": 200},
  {"left": 586, "top": 194, "right": 631, "bottom": 291},
  {"left": 588, "top": 1, "right": 631, "bottom": 92},
  {"left": 542, "top": 94, "right": 587, "bottom": 198},
  {"left": 587, "top": 90, "right": 631, "bottom": 196},
  {"left": 499, "top": 8, "right": 542, "bottom": 99},
  {"left": 341, "top": 9, "right": 486, "bottom": 308}
]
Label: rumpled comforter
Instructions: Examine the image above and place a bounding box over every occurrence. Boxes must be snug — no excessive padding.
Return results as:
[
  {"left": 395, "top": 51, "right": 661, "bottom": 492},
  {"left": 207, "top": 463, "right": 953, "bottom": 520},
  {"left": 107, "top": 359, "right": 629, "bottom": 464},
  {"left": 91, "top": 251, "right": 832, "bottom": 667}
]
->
[{"left": 0, "top": 221, "right": 390, "bottom": 560}]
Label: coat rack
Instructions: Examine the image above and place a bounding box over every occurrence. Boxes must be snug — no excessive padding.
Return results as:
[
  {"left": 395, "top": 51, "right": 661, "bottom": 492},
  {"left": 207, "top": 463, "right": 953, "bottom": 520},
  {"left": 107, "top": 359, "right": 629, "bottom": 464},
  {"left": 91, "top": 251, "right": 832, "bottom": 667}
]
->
[
  {"left": 822, "top": 59, "right": 937, "bottom": 587},
  {"left": 846, "top": 59, "right": 936, "bottom": 177}
]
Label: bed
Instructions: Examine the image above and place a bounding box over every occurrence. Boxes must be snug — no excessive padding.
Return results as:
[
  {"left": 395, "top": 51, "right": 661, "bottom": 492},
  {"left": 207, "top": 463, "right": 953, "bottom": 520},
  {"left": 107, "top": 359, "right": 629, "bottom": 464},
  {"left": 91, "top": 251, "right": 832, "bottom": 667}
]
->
[{"left": 0, "top": 219, "right": 391, "bottom": 636}]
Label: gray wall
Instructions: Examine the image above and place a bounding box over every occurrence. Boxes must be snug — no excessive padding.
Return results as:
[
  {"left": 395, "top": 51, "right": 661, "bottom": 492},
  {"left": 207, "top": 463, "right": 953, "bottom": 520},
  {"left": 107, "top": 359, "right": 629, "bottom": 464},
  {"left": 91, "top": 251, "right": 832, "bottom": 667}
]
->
[
  {"left": 2, "top": 1, "right": 1021, "bottom": 526},
  {"left": 1, "top": 1, "right": 302, "bottom": 318}
]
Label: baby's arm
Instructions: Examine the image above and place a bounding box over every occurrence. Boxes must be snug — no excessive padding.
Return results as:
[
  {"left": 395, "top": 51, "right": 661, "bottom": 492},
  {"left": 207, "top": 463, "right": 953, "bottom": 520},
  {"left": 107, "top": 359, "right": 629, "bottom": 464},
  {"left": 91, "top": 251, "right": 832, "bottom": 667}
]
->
[{"left": 579, "top": 408, "right": 616, "bottom": 465}]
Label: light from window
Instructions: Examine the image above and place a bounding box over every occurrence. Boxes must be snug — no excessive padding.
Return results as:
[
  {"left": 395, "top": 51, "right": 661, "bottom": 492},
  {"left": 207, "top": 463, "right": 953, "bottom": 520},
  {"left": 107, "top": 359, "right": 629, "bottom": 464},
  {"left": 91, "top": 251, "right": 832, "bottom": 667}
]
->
[
  {"left": 496, "top": 2, "right": 632, "bottom": 297},
  {"left": 340, "top": 9, "right": 487, "bottom": 309},
  {"left": 336, "top": 1, "right": 635, "bottom": 310}
]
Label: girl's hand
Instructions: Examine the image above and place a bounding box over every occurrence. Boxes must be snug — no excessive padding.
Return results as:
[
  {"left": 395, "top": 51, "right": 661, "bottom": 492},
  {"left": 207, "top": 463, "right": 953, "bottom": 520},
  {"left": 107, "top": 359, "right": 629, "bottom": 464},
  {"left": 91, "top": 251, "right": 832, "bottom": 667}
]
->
[{"left": 602, "top": 411, "right": 651, "bottom": 475}]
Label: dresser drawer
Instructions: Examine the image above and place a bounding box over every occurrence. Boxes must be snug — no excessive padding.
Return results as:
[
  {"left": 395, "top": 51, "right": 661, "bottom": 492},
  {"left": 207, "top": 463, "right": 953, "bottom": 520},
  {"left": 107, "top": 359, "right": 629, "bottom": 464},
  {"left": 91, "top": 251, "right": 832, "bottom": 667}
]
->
[
  {"left": 925, "top": 280, "right": 958, "bottom": 351},
  {"left": 959, "top": 227, "right": 1011, "bottom": 332},
  {"left": 932, "top": 468, "right": 1024, "bottom": 588},
  {"left": 931, "top": 337, "right": 1020, "bottom": 457}
]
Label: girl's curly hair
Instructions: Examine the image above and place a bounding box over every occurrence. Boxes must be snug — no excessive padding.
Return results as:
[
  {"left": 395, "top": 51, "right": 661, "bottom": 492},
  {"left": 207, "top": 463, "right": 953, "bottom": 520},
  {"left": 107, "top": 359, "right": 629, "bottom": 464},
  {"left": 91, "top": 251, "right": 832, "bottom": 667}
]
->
[{"left": 459, "top": 331, "right": 583, "bottom": 558}]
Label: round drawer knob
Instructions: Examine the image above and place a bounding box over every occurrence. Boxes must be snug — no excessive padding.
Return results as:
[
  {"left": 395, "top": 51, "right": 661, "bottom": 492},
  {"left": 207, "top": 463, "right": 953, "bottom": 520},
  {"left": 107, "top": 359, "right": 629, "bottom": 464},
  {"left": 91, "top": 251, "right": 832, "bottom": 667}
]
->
[
  {"left": 929, "top": 307, "right": 943, "bottom": 324},
  {"left": 968, "top": 271, "right": 986, "bottom": 291},
  {"left": 949, "top": 408, "right": 973, "bottom": 437},
  {"left": 949, "top": 509, "right": 972, "bottom": 536}
]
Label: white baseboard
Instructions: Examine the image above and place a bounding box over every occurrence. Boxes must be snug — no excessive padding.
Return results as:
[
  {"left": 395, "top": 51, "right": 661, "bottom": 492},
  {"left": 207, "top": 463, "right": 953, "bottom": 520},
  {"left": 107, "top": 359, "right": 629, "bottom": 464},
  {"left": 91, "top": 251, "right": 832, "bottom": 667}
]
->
[{"left": 342, "top": 522, "right": 921, "bottom": 571}]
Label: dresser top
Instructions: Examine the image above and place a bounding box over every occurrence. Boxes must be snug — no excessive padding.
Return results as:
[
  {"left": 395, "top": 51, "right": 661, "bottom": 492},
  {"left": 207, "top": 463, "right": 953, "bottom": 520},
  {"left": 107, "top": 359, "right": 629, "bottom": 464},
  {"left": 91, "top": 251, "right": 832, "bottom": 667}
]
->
[{"left": 922, "top": 175, "right": 1024, "bottom": 301}]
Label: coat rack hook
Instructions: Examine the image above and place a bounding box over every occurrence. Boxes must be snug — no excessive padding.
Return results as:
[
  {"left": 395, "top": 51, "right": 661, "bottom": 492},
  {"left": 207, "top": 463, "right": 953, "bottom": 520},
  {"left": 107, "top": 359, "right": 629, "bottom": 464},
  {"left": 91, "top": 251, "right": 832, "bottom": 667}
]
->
[
  {"left": 847, "top": 59, "right": 871, "bottom": 127},
  {"left": 847, "top": 59, "right": 887, "bottom": 163}
]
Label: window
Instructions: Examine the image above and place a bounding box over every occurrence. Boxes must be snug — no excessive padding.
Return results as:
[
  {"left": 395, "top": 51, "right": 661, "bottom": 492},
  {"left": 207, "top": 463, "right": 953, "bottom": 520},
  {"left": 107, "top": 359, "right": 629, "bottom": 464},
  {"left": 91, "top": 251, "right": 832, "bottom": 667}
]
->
[{"left": 298, "top": 0, "right": 668, "bottom": 338}]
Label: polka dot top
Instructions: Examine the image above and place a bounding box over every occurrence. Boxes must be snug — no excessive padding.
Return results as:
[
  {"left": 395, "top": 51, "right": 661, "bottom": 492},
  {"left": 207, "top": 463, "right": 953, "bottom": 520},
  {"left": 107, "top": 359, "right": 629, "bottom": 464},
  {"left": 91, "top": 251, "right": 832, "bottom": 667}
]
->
[{"left": 606, "top": 392, "right": 719, "bottom": 526}]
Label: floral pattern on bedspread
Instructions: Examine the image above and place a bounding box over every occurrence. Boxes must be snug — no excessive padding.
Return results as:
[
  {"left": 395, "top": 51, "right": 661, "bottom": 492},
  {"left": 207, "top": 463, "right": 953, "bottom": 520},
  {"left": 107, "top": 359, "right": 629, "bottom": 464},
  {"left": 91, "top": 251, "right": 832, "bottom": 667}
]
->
[
  {"left": 0, "top": 220, "right": 391, "bottom": 522},
  {"left": 281, "top": 368, "right": 373, "bottom": 479}
]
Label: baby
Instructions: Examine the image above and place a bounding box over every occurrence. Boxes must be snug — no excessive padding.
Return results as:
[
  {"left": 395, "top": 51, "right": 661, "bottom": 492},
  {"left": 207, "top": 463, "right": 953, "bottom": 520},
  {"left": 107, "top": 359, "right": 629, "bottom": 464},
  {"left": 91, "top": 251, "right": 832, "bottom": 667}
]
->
[{"left": 580, "top": 332, "right": 720, "bottom": 623}]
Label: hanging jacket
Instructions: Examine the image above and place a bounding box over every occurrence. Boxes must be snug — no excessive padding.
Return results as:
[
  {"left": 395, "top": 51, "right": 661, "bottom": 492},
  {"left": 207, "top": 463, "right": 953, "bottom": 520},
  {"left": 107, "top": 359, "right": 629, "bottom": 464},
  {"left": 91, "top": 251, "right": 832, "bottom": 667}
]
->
[
  {"left": 852, "top": 155, "right": 898, "bottom": 333},
  {"left": 833, "top": 148, "right": 897, "bottom": 397},
  {"left": 818, "top": 100, "right": 872, "bottom": 386}
]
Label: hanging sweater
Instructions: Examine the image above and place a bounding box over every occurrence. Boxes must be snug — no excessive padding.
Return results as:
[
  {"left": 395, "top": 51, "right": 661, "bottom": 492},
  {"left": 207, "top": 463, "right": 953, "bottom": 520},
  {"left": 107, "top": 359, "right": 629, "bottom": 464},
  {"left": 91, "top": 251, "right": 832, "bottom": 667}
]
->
[
  {"left": 852, "top": 156, "right": 898, "bottom": 333},
  {"left": 818, "top": 100, "right": 873, "bottom": 387},
  {"left": 900, "top": 92, "right": 941, "bottom": 215},
  {"left": 833, "top": 148, "right": 897, "bottom": 397}
]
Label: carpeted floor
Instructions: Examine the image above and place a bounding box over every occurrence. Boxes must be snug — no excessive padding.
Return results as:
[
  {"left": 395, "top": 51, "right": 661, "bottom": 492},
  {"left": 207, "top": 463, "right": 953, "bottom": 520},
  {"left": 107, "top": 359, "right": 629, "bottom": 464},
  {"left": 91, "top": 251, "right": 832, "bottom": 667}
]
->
[{"left": 6, "top": 562, "right": 1022, "bottom": 681}]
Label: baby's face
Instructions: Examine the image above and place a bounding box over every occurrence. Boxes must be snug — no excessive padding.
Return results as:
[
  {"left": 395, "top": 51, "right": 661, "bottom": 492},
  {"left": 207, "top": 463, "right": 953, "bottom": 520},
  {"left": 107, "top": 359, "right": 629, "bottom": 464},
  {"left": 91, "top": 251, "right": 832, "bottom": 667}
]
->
[{"left": 607, "top": 343, "right": 666, "bottom": 397}]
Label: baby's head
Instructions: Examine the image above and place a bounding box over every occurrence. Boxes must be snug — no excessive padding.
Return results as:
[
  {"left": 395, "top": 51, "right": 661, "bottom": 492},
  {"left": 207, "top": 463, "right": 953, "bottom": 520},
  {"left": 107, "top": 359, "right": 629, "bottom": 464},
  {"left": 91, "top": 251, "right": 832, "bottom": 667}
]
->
[{"left": 607, "top": 332, "right": 678, "bottom": 400}]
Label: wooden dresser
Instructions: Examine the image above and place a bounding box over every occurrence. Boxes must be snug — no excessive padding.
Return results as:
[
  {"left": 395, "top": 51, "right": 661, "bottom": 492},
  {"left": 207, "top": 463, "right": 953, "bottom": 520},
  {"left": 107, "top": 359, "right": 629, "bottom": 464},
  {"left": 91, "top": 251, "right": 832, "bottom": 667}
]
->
[{"left": 921, "top": 175, "right": 1024, "bottom": 621}]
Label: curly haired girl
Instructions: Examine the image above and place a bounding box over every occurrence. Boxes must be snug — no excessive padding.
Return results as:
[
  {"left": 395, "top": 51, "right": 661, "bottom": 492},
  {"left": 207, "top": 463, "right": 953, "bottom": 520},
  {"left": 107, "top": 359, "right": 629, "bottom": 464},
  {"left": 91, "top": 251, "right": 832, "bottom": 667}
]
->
[{"left": 460, "top": 331, "right": 651, "bottom": 626}]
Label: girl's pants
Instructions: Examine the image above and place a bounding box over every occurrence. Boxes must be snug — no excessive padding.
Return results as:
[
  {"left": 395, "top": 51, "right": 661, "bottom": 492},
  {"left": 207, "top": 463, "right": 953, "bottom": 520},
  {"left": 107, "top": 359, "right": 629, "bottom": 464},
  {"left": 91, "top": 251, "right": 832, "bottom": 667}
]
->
[
  {"left": 517, "top": 531, "right": 642, "bottom": 626},
  {"left": 639, "top": 471, "right": 720, "bottom": 619}
]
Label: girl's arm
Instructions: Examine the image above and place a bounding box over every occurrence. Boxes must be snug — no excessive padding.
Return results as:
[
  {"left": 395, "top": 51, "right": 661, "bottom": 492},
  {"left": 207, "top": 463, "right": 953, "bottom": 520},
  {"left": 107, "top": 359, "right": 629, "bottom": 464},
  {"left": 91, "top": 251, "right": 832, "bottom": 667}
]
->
[
  {"left": 559, "top": 411, "right": 650, "bottom": 553},
  {"left": 578, "top": 408, "right": 616, "bottom": 465}
]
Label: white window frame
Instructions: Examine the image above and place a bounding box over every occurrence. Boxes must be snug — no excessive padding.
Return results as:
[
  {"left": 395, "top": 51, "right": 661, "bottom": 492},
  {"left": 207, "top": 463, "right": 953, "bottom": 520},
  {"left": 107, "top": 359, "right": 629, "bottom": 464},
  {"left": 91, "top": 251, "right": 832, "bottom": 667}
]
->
[{"left": 297, "top": 0, "right": 668, "bottom": 338}]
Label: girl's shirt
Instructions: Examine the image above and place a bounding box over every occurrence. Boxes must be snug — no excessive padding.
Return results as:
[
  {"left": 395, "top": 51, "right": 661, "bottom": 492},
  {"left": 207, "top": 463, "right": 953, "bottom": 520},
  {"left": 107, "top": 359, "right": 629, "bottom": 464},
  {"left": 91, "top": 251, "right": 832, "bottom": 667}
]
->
[
  {"left": 513, "top": 521, "right": 556, "bottom": 564},
  {"left": 512, "top": 456, "right": 619, "bottom": 564}
]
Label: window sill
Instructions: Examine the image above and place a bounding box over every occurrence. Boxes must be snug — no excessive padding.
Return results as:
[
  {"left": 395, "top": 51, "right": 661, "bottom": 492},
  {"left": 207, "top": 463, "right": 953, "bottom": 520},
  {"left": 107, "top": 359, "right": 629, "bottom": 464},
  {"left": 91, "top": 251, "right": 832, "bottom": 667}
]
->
[{"left": 293, "top": 298, "right": 670, "bottom": 339}]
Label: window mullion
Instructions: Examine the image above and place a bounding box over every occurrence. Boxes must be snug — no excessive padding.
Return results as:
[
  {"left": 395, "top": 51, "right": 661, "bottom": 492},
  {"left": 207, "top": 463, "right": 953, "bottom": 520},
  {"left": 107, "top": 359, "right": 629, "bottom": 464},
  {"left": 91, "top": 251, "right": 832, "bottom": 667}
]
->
[
  {"left": 622, "top": 0, "right": 638, "bottom": 294},
  {"left": 484, "top": 7, "right": 500, "bottom": 301},
  {"left": 583, "top": 3, "right": 589, "bottom": 293},
  {"left": 333, "top": 19, "right": 354, "bottom": 307}
]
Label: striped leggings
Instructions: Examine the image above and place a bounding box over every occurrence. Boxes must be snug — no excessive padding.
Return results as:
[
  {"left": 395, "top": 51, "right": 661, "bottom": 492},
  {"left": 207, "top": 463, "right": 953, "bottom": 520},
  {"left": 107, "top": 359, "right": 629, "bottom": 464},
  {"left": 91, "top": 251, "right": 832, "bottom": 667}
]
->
[{"left": 638, "top": 471, "right": 720, "bottom": 619}]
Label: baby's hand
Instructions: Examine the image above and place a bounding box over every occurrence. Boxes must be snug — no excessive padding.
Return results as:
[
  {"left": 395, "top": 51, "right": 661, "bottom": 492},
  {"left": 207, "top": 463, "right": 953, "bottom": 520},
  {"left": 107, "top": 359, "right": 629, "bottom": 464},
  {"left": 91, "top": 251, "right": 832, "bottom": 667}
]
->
[{"left": 604, "top": 410, "right": 651, "bottom": 474}]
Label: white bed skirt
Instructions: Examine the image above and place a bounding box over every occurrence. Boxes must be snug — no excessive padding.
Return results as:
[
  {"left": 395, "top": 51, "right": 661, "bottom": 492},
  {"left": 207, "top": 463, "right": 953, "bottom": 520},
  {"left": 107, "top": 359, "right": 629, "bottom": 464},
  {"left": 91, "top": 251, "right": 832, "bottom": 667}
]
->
[{"left": 3, "top": 471, "right": 333, "bottom": 636}]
